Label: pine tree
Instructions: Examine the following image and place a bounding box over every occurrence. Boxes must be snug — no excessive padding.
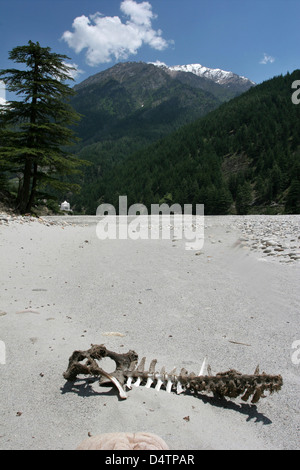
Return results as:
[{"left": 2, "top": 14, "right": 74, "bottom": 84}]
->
[
  {"left": 0, "top": 41, "right": 87, "bottom": 213},
  {"left": 217, "top": 186, "right": 233, "bottom": 214},
  {"left": 285, "top": 179, "right": 300, "bottom": 214},
  {"left": 236, "top": 182, "right": 252, "bottom": 214}
]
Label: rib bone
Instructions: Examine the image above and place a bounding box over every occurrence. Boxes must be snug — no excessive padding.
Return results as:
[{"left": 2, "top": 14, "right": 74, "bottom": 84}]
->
[
  {"left": 133, "top": 377, "right": 142, "bottom": 387},
  {"left": 176, "top": 381, "right": 184, "bottom": 395},
  {"left": 199, "top": 357, "right": 207, "bottom": 376},
  {"left": 126, "top": 377, "right": 133, "bottom": 389},
  {"left": 145, "top": 377, "right": 153, "bottom": 388},
  {"left": 155, "top": 378, "right": 163, "bottom": 391},
  {"left": 155, "top": 367, "right": 165, "bottom": 391},
  {"left": 108, "top": 375, "right": 128, "bottom": 399}
]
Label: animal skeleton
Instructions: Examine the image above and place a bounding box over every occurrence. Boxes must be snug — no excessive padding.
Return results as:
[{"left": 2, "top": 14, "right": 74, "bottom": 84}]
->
[{"left": 63, "top": 344, "right": 283, "bottom": 404}]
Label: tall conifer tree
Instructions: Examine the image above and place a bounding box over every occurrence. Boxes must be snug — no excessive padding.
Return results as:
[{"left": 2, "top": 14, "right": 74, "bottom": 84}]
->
[{"left": 0, "top": 41, "right": 86, "bottom": 213}]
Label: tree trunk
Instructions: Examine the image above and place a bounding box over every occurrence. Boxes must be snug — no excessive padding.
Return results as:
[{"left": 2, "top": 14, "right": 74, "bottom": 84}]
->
[
  {"left": 26, "top": 162, "right": 38, "bottom": 212},
  {"left": 22, "top": 50, "right": 38, "bottom": 213},
  {"left": 17, "top": 157, "right": 32, "bottom": 214}
]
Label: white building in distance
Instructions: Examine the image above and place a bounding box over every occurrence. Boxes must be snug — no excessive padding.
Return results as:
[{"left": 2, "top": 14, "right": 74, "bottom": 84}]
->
[{"left": 60, "top": 200, "right": 71, "bottom": 211}]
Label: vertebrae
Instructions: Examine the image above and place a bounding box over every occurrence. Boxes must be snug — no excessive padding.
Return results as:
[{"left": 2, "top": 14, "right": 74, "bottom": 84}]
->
[{"left": 63, "top": 344, "right": 283, "bottom": 404}]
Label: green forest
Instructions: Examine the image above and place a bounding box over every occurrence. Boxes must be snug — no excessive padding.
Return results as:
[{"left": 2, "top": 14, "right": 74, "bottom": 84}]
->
[
  {"left": 1, "top": 50, "right": 299, "bottom": 216},
  {"left": 71, "top": 70, "right": 300, "bottom": 215}
]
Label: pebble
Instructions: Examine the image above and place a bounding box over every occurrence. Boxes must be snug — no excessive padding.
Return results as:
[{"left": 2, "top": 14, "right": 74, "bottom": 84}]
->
[
  {"left": 1, "top": 211, "right": 299, "bottom": 265},
  {"left": 0, "top": 212, "right": 74, "bottom": 227},
  {"left": 234, "top": 215, "right": 300, "bottom": 264}
]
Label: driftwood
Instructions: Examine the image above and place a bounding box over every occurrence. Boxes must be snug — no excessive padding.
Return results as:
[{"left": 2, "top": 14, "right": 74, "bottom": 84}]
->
[{"left": 63, "top": 344, "right": 283, "bottom": 403}]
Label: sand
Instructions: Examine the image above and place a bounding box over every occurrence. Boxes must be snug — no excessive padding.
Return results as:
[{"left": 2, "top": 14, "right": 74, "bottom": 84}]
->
[{"left": 0, "top": 215, "right": 299, "bottom": 450}]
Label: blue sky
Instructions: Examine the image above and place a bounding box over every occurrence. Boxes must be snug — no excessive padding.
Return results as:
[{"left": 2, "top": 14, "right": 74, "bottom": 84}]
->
[{"left": 0, "top": 0, "right": 299, "bottom": 100}]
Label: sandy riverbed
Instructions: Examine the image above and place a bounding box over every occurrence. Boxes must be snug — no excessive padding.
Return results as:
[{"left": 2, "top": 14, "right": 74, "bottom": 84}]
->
[{"left": 0, "top": 215, "right": 299, "bottom": 450}]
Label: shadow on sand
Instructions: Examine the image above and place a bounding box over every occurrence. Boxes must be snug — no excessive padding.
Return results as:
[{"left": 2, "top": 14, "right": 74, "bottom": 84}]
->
[{"left": 61, "top": 378, "right": 272, "bottom": 424}]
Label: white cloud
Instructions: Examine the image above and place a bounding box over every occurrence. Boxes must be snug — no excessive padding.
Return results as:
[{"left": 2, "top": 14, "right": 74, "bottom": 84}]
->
[
  {"left": 62, "top": 62, "right": 85, "bottom": 80},
  {"left": 61, "top": 0, "right": 171, "bottom": 66},
  {"left": 148, "top": 60, "right": 167, "bottom": 67},
  {"left": 260, "top": 53, "right": 275, "bottom": 65},
  {"left": 120, "top": 0, "right": 154, "bottom": 26}
]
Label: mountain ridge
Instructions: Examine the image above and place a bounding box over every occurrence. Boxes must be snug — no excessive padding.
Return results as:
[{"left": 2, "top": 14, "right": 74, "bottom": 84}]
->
[
  {"left": 70, "top": 61, "right": 254, "bottom": 149},
  {"left": 75, "top": 60, "right": 255, "bottom": 98},
  {"left": 150, "top": 61, "right": 255, "bottom": 91},
  {"left": 70, "top": 61, "right": 231, "bottom": 148},
  {"left": 74, "top": 70, "right": 300, "bottom": 215}
]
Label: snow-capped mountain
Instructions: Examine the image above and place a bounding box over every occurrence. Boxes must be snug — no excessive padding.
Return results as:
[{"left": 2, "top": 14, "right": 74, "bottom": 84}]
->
[{"left": 151, "top": 61, "right": 255, "bottom": 88}]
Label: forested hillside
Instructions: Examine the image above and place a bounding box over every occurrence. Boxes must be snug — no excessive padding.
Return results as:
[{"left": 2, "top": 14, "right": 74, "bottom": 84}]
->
[
  {"left": 70, "top": 62, "right": 226, "bottom": 156},
  {"left": 63, "top": 62, "right": 254, "bottom": 213},
  {"left": 74, "top": 70, "right": 299, "bottom": 215},
  {"left": 0, "top": 60, "right": 255, "bottom": 214}
]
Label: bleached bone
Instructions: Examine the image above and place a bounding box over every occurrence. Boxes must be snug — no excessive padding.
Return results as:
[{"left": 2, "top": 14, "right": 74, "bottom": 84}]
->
[
  {"left": 145, "top": 359, "right": 157, "bottom": 388},
  {"left": 63, "top": 345, "right": 283, "bottom": 404},
  {"left": 125, "top": 359, "right": 138, "bottom": 389},
  {"left": 199, "top": 357, "right": 207, "bottom": 376},
  {"left": 134, "top": 377, "right": 142, "bottom": 387},
  {"left": 176, "top": 381, "right": 184, "bottom": 394},
  {"left": 133, "top": 357, "right": 147, "bottom": 387},
  {"left": 166, "top": 367, "right": 177, "bottom": 393},
  {"left": 166, "top": 380, "right": 172, "bottom": 393},
  {"left": 155, "top": 367, "right": 165, "bottom": 391},
  {"left": 145, "top": 377, "right": 153, "bottom": 388},
  {"left": 108, "top": 375, "right": 128, "bottom": 399},
  {"left": 155, "top": 378, "right": 163, "bottom": 391},
  {"left": 126, "top": 377, "right": 133, "bottom": 389}
]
